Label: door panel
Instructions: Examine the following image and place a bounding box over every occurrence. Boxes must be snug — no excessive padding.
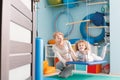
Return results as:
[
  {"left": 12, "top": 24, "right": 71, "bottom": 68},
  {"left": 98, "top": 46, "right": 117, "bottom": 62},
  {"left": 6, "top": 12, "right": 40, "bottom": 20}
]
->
[{"left": 0, "top": 0, "right": 36, "bottom": 80}]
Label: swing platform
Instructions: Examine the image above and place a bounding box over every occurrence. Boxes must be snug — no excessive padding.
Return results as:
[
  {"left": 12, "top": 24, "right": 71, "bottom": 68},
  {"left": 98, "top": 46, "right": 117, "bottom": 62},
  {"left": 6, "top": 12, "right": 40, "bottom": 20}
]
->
[{"left": 66, "top": 60, "right": 107, "bottom": 65}]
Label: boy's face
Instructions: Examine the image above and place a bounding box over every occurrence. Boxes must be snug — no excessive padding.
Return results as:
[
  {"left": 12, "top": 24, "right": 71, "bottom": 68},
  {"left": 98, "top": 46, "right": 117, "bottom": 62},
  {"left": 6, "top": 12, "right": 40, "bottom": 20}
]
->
[{"left": 78, "top": 42, "right": 86, "bottom": 51}]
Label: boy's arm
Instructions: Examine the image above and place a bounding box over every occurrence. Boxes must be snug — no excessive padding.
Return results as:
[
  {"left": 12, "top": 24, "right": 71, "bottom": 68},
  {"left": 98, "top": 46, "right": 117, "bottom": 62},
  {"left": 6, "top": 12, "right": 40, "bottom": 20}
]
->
[{"left": 52, "top": 46, "right": 66, "bottom": 66}]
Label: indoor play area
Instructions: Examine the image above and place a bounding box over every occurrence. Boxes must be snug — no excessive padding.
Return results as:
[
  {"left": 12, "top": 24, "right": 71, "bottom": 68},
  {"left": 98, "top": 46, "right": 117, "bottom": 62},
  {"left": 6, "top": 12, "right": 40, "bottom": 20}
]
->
[
  {"left": 36, "top": 0, "right": 113, "bottom": 80},
  {"left": 1, "top": 0, "right": 120, "bottom": 80}
]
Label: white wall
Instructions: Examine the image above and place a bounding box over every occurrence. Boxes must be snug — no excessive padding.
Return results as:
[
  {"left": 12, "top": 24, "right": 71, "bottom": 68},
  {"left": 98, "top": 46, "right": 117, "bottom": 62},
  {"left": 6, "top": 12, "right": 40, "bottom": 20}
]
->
[
  {"left": 110, "top": 0, "right": 120, "bottom": 74},
  {"left": 52, "top": 2, "right": 104, "bottom": 40},
  {"left": 37, "top": 0, "right": 54, "bottom": 44}
]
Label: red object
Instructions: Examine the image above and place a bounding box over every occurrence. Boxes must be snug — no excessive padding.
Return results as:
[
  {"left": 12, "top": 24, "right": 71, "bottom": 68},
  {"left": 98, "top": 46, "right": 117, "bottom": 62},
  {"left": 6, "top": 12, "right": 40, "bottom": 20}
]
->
[
  {"left": 87, "top": 64, "right": 102, "bottom": 73},
  {"left": 103, "top": 64, "right": 110, "bottom": 74},
  {"left": 54, "top": 57, "right": 59, "bottom": 66}
]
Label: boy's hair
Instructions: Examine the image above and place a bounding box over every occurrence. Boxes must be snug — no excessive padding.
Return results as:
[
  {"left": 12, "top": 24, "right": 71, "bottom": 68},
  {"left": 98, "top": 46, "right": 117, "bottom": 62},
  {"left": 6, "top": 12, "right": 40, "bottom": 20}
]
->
[
  {"left": 53, "top": 32, "right": 64, "bottom": 39},
  {"left": 75, "top": 40, "right": 91, "bottom": 51}
]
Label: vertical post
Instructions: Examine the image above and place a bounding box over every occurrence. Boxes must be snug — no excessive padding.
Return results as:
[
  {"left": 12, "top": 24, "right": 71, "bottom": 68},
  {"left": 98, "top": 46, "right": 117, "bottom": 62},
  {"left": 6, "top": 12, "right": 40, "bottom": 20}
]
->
[
  {"left": 35, "top": 38, "right": 43, "bottom": 80},
  {"left": 0, "top": 0, "right": 10, "bottom": 80}
]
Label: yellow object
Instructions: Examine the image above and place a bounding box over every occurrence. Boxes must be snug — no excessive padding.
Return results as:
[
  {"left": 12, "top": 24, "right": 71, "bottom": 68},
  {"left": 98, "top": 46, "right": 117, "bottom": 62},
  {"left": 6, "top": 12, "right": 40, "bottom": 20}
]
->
[
  {"left": 43, "top": 60, "right": 48, "bottom": 71},
  {"left": 72, "top": 44, "right": 76, "bottom": 51},
  {"left": 43, "top": 60, "right": 56, "bottom": 74},
  {"left": 44, "top": 66, "right": 56, "bottom": 74},
  {"left": 48, "top": 0, "right": 62, "bottom": 5}
]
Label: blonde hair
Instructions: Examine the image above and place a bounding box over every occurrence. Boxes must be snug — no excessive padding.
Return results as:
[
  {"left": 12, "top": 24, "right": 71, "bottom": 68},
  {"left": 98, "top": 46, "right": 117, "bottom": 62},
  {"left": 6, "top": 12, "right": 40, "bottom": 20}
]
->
[
  {"left": 75, "top": 40, "right": 91, "bottom": 51},
  {"left": 53, "top": 32, "right": 64, "bottom": 39}
]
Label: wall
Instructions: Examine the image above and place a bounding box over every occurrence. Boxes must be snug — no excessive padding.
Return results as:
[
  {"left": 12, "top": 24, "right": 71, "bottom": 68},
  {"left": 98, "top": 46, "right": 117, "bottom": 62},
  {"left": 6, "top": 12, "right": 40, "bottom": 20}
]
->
[
  {"left": 37, "top": 0, "right": 106, "bottom": 43},
  {"left": 52, "top": 2, "right": 104, "bottom": 40},
  {"left": 110, "top": 0, "right": 120, "bottom": 75},
  {"left": 37, "top": 0, "right": 54, "bottom": 44}
]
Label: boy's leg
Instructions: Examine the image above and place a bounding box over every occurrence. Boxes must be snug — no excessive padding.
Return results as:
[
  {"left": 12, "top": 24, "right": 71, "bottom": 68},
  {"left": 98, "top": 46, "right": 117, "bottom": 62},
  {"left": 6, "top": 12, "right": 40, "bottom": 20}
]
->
[
  {"left": 59, "top": 64, "right": 74, "bottom": 78},
  {"left": 56, "top": 61, "right": 65, "bottom": 71}
]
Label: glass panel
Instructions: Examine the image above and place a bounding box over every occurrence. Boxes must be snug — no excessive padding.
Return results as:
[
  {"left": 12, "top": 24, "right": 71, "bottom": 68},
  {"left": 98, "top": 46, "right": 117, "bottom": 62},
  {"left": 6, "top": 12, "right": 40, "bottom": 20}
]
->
[
  {"left": 10, "top": 22, "right": 31, "bottom": 43},
  {"left": 21, "top": 0, "right": 31, "bottom": 10},
  {"left": 9, "top": 64, "right": 31, "bottom": 80}
]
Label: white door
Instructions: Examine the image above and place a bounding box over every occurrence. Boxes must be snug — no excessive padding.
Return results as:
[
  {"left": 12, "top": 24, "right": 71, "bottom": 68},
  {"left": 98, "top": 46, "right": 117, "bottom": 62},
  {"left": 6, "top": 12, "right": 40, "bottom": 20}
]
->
[{"left": 1, "top": 0, "right": 36, "bottom": 80}]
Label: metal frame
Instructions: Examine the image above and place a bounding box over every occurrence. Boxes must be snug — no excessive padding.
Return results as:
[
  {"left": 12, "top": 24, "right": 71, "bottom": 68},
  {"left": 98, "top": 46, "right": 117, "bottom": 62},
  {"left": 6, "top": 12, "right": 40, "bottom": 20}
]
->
[
  {"left": 0, "top": 0, "right": 36, "bottom": 80},
  {"left": 0, "top": 0, "right": 2, "bottom": 79}
]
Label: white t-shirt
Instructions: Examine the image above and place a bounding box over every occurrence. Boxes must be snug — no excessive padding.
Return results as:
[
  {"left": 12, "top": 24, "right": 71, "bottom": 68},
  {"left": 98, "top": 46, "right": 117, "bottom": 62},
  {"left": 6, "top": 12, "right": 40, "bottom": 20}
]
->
[
  {"left": 52, "top": 40, "right": 74, "bottom": 65},
  {"left": 76, "top": 51, "right": 103, "bottom": 62}
]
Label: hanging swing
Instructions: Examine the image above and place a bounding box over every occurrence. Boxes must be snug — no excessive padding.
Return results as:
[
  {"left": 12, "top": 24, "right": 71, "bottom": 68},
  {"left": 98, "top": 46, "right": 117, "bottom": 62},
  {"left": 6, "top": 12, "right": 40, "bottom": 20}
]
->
[
  {"left": 66, "top": 0, "right": 108, "bottom": 66},
  {"left": 66, "top": 60, "right": 107, "bottom": 65}
]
